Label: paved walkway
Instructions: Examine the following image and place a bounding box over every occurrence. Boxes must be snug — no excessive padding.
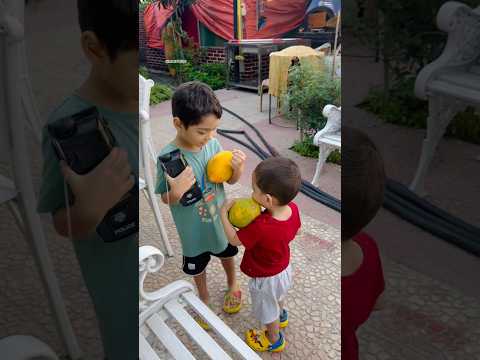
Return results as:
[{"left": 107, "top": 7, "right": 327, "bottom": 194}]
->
[
  {"left": 140, "top": 184, "right": 341, "bottom": 360},
  {"left": 143, "top": 88, "right": 341, "bottom": 359},
  {"left": 343, "top": 40, "right": 480, "bottom": 359}
]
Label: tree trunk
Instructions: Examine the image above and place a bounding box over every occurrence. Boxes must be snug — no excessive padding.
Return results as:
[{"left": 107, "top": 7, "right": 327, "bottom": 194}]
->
[{"left": 162, "top": 24, "right": 176, "bottom": 77}]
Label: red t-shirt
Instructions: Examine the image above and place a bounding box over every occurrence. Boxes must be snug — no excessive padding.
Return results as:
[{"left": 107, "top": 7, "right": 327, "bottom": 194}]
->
[
  {"left": 237, "top": 202, "right": 301, "bottom": 278},
  {"left": 341, "top": 232, "right": 385, "bottom": 360}
]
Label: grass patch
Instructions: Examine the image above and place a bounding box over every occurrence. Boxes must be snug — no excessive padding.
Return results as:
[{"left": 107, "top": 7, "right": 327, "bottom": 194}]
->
[
  {"left": 139, "top": 66, "right": 174, "bottom": 105},
  {"left": 360, "top": 78, "right": 480, "bottom": 144},
  {"left": 290, "top": 136, "right": 341, "bottom": 165}
]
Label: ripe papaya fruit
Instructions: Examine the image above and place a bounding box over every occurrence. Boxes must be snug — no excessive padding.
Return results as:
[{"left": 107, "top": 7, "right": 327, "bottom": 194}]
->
[
  {"left": 207, "top": 151, "right": 234, "bottom": 183},
  {"left": 228, "top": 198, "right": 261, "bottom": 228}
]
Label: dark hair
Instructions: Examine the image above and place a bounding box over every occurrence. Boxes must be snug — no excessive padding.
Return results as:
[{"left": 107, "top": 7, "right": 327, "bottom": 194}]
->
[
  {"left": 342, "top": 126, "right": 385, "bottom": 241},
  {"left": 77, "top": 0, "right": 138, "bottom": 60},
  {"left": 172, "top": 81, "right": 222, "bottom": 128},
  {"left": 254, "top": 157, "right": 302, "bottom": 206}
]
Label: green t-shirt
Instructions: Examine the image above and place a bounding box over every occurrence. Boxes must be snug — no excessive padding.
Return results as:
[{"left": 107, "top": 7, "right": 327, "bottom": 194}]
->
[
  {"left": 37, "top": 95, "right": 138, "bottom": 359},
  {"left": 155, "top": 138, "right": 229, "bottom": 257}
]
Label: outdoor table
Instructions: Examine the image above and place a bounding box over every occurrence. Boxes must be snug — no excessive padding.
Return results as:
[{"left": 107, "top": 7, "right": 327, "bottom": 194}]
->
[
  {"left": 267, "top": 45, "right": 325, "bottom": 123},
  {"left": 225, "top": 38, "right": 309, "bottom": 95}
]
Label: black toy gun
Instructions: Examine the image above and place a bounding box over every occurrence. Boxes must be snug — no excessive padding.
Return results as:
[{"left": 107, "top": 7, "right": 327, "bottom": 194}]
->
[{"left": 48, "top": 106, "right": 138, "bottom": 242}]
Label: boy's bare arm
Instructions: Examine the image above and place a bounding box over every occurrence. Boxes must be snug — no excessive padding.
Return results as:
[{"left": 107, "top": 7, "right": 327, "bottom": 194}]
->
[
  {"left": 160, "top": 190, "right": 182, "bottom": 205},
  {"left": 160, "top": 166, "right": 196, "bottom": 205},
  {"left": 55, "top": 148, "right": 134, "bottom": 238},
  {"left": 53, "top": 203, "right": 103, "bottom": 238},
  {"left": 220, "top": 200, "right": 242, "bottom": 246},
  {"left": 227, "top": 149, "right": 246, "bottom": 185}
]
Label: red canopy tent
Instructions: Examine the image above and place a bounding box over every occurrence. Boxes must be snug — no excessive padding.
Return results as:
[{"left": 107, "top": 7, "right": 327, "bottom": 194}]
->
[{"left": 143, "top": 0, "right": 309, "bottom": 49}]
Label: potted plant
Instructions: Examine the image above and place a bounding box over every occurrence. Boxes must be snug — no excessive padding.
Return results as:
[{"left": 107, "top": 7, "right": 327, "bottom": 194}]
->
[{"left": 282, "top": 62, "right": 341, "bottom": 140}]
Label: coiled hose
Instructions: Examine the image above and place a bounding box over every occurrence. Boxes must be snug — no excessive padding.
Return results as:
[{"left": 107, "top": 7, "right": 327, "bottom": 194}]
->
[{"left": 219, "top": 107, "right": 341, "bottom": 212}]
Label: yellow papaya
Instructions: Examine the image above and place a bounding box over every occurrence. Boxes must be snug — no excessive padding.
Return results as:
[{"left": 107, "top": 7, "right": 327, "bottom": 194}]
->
[
  {"left": 207, "top": 151, "right": 233, "bottom": 183},
  {"left": 228, "top": 198, "right": 261, "bottom": 228}
]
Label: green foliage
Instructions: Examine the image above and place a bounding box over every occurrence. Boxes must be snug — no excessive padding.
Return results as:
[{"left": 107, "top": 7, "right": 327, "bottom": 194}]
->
[
  {"left": 327, "top": 148, "right": 342, "bottom": 165},
  {"left": 344, "top": 0, "right": 479, "bottom": 90},
  {"left": 360, "top": 77, "right": 428, "bottom": 128},
  {"left": 139, "top": 67, "right": 173, "bottom": 105},
  {"left": 281, "top": 62, "right": 341, "bottom": 133},
  {"left": 139, "top": 0, "right": 156, "bottom": 11},
  {"left": 158, "top": 0, "right": 198, "bottom": 82},
  {"left": 159, "top": 0, "right": 196, "bottom": 10},
  {"left": 361, "top": 78, "right": 480, "bottom": 144},
  {"left": 349, "top": 1, "right": 480, "bottom": 145},
  {"left": 139, "top": 66, "right": 149, "bottom": 78},
  {"left": 150, "top": 83, "right": 173, "bottom": 105},
  {"left": 179, "top": 62, "right": 227, "bottom": 90},
  {"left": 290, "top": 136, "right": 341, "bottom": 165},
  {"left": 291, "top": 137, "right": 319, "bottom": 158}
]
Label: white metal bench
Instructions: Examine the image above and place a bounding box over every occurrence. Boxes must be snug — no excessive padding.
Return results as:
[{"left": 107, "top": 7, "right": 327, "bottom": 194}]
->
[
  {"left": 139, "top": 74, "right": 173, "bottom": 256},
  {"left": 139, "top": 246, "right": 262, "bottom": 360},
  {"left": 411, "top": 1, "right": 480, "bottom": 195},
  {"left": 312, "top": 104, "right": 341, "bottom": 186}
]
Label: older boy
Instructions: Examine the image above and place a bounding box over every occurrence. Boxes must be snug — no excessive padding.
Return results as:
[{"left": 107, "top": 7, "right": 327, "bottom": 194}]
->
[
  {"left": 37, "top": 1, "right": 138, "bottom": 358},
  {"left": 155, "top": 82, "right": 247, "bottom": 324}
]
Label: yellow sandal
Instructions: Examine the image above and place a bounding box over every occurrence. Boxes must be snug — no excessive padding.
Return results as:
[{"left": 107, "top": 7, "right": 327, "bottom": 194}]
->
[
  {"left": 223, "top": 289, "right": 242, "bottom": 314},
  {"left": 194, "top": 304, "right": 214, "bottom": 330}
]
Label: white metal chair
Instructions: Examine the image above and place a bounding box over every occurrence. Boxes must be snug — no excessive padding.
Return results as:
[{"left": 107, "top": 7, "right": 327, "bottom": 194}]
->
[
  {"left": 312, "top": 104, "right": 341, "bottom": 186},
  {"left": 139, "top": 246, "right": 262, "bottom": 360},
  {"left": 0, "top": 0, "right": 43, "bottom": 143},
  {"left": 0, "top": 335, "right": 59, "bottom": 360},
  {"left": 1, "top": 1, "right": 81, "bottom": 359},
  {"left": 411, "top": 2, "right": 480, "bottom": 195},
  {"left": 139, "top": 74, "right": 173, "bottom": 256}
]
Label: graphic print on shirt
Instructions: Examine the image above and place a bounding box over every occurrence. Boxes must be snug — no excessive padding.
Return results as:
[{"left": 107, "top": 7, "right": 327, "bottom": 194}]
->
[{"left": 195, "top": 186, "right": 219, "bottom": 223}]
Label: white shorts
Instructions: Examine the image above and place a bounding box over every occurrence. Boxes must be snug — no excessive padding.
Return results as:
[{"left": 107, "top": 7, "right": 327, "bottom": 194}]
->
[{"left": 248, "top": 264, "right": 293, "bottom": 325}]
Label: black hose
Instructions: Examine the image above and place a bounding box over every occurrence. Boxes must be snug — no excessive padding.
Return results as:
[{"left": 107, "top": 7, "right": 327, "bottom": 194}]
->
[
  {"left": 384, "top": 189, "right": 480, "bottom": 256},
  {"left": 217, "top": 129, "right": 341, "bottom": 212},
  {"left": 222, "top": 106, "right": 280, "bottom": 156},
  {"left": 386, "top": 179, "right": 480, "bottom": 238}
]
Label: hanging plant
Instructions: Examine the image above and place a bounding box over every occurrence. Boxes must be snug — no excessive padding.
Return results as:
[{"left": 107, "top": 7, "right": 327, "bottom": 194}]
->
[
  {"left": 159, "top": 0, "right": 197, "bottom": 81},
  {"left": 162, "top": 22, "right": 177, "bottom": 76}
]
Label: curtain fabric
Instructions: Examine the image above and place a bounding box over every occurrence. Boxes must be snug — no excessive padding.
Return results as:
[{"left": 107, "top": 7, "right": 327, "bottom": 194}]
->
[{"left": 144, "top": 0, "right": 309, "bottom": 48}]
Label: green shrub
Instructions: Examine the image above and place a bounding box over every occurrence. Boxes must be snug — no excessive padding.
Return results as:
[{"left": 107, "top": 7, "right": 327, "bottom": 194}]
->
[
  {"left": 150, "top": 83, "right": 173, "bottom": 105},
  {"left": 360, "top": 77, "right": 480, "bottom": 144},
  {"left": 139, "top": 66, "right": 174, "bottom": 105},
  {"left": 343, "top": 0, "right": 478, "bottom": 96},
  {"left": 282, "top": 62, "right": 341, "bottom": 133},
  {"left": 139, "top": 66, "right": 149, "bottom": 78},
  {"left": 290, "top": 136, "right": 341, "bottom": 165},
  {"left": 180, "top": 62, "right": 227, "bottom": 90}
]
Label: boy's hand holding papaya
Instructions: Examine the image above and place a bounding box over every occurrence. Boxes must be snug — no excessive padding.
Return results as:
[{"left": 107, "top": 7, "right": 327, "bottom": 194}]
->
[{"left": 231, "top": 149, "right": 246, "bottom": 173}]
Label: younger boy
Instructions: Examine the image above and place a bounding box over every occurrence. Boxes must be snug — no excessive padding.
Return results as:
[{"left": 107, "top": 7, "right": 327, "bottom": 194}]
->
[
  {"left": 341, "top": 126, "right": 386, "bottom": 360},
  {"left": 220, "top": 157, "right": 302, "bottom": 353},
  {"left": 37, "top": 1, "right": 138, "bottom": 358},
  {"left": 155, "top": 82, "right": 247, "bottom": 320}
]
